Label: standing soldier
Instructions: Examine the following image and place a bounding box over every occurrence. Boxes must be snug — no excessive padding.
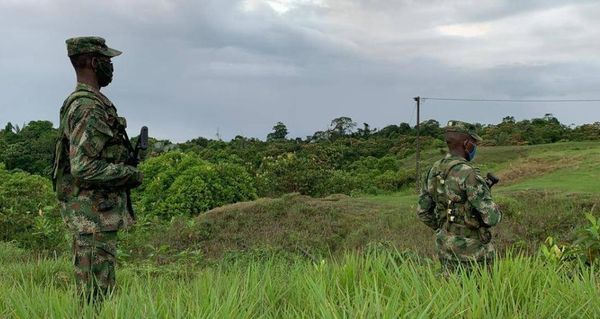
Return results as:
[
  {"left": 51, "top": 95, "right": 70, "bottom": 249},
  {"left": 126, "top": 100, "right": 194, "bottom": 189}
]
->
[
  {"left": 417, "top": 120, "right": 501, "bottom": 274},
  {"left": 52, "top": 37, "right": 142, "bottom": 303}
]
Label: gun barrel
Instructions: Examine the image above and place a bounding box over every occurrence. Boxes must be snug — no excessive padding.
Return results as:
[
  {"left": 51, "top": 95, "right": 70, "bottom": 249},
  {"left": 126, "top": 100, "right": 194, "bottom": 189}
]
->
[{"left": 139, "top": 126, "right": 149, "bottom": 150}]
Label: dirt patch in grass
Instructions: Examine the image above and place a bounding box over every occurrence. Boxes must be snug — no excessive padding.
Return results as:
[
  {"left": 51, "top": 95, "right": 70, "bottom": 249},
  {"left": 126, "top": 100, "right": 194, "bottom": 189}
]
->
[{"left": 498, "top": 156, "right": 584, "bottom": 185}]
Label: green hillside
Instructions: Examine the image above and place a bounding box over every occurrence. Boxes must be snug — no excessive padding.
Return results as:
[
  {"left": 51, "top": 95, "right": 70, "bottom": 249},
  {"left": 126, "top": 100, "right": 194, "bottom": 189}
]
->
[
  {"left": 118, "top": 141, "right": 600, "bottom": 263},
  {"left": 3, "top": 142, "right": 600, "bottom": 318}
]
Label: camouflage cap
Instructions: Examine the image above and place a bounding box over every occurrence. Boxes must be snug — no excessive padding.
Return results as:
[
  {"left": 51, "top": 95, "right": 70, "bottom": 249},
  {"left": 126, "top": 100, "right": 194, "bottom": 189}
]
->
[
  {"left": 66, "top": 36, "right": 122, "bottom": 57},
  {"left": 445, "top": 120, "right": 483, "bottom": 142}
]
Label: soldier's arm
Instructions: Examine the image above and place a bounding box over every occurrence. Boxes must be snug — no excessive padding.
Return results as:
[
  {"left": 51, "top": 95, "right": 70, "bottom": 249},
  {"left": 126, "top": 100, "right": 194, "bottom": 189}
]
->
[
  {"left": 417, "top": 170, "right": 438, "bottom": 230},
  {"left": 464, "top": 169, "right": 502, "bottom": 227},
  {"left": 68, "top": 99, "right": 141, "bottom": 188}
]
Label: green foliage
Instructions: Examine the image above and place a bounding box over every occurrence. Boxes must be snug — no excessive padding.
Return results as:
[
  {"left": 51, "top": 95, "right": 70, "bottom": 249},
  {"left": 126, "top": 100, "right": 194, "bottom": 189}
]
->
[
  {"left": 2, "top": 250, "right": 600, "bottom": 318},
  {"left": 134, "top": 152, "right": 257, "bottom": 219},
  {"left": 0, "top": 121, "right": 58, "bottom": 176},
  {"left": 266, "top": 121, "right": 288, "bottom": 141},
  {"left": 574, "top": 213, "right": 600, "bottom": 264},
  {"left": 418, "top": 119, "right": 443, "bottom": 138},
  {"left": 0, "top": 164, "right": 64, "bottom": 250},
  {"left": 119, "top": 143, "right": 600, "bottom": 264},
  {"left": 570, "top": 122, "right": 600, "bottom": 141},
  {"left": 126, "top": 192, "right": 428, "bottom": 263},
  {"left": 538, "top": 236, "right": 570, "bottom": 263},
  {"left": 251, "top": 138, "right": 421, "bottom": 197},
  {"left": 321, "top": 169, "right": 414, "bottom": 196},
  {"left": 4, "top": 114, "right": 600, "bottom": 256},
  {"left": 256, "top": 153, "right": 333, "bottom": 196},
  {"left": 330, "top": 116, "right": 357, "bottom": 138},
  {"left": 482, "top": 114, "right": 578, "bottom": 146},
  {"left": 537, "top": 213, "right": 600, "bottom": 267},
  {"left": 0, "top": 242, "right": 29, "bottom": 264},
  {"left": 4, "top": 114, "right": 597, "bottom": 199}
]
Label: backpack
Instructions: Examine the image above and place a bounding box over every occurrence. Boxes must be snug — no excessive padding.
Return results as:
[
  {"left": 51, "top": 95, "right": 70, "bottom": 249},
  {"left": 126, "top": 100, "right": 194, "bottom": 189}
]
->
[
  {"left": 51, "top": 90, "right": 102, "bottom": 190},
  {"left": 426, "top": 158, "right": 470, "bottom": 227}
]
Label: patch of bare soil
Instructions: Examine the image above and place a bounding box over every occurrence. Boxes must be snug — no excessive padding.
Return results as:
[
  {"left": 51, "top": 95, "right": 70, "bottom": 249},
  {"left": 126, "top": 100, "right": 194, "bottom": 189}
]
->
[{"left": 498, "top": 156, "right": 584, "bottom": 184}]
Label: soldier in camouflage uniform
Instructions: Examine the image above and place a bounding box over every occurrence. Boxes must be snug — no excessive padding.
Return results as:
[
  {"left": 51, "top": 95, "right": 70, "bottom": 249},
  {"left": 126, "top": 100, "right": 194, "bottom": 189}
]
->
[
  {"left": 52, "top": 37, "right": 142, "bottom": 303},
  {"left": 417, "top": 120, "right": 502, "bottom": 274}
]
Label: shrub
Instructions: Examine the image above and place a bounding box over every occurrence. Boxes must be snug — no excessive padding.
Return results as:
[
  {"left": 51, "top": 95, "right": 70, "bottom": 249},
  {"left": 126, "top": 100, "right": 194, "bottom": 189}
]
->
[
  {"left": 134, "top": 152, "right": 257, "bottom": 219},
  {"left": 0, "top": 164, "right": 64, "bottom": 251},
  {"left": 256, "top": 153, "right": 333, "bottom": 197},
  {"left": 322, "top": 171, "right": 363, "bottom": 195},
  {"left": 574, "top": 213, "right": 600, "bottom": 265}
]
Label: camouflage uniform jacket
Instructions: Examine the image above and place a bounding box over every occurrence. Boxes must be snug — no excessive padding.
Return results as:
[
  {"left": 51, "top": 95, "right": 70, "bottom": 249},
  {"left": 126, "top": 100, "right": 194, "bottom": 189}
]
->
[
  {"left": 52, "top": 83, "right": 139, "bottom": 234},
  {"left": 417, "top": 154, "right": 502, "bottom": 262}
]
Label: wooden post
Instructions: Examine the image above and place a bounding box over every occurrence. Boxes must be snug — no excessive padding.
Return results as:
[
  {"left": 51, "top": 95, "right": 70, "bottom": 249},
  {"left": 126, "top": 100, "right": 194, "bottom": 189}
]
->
[{"left": 414, "top": 96, "right": 421, "bottom": 192}]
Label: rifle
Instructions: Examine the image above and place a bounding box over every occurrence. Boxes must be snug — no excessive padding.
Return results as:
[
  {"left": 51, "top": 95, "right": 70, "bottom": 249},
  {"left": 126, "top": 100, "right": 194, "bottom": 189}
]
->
[
  {"left": 486, "top": 173, "right": 500, "bottom": 189},
  {"left": 467, "top": 172, "right": 500, "bottom": 244},
  {"left": 124, "top": 126, "right": 148, "bottom": 221}
]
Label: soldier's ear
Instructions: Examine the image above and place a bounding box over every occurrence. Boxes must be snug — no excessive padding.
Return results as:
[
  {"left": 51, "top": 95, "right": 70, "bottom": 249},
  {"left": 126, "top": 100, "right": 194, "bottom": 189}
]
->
[
  {"left": 463, "top": 139, "right": 474, "bottom": 151},
  {"left": 90, "top": 56, "right": 98, "bottom": 70}
]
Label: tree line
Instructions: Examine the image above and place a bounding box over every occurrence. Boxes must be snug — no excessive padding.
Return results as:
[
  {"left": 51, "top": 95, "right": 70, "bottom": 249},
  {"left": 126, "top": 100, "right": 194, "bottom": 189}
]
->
[
  {"left": 2, "top": 114, "right": 599, "bottom": 177},
  {"left": 2, "top": 114, "right": 600, "bottom": 250},
  {"left": 1, "top": 113, "right": 598, "bottom": 204}
]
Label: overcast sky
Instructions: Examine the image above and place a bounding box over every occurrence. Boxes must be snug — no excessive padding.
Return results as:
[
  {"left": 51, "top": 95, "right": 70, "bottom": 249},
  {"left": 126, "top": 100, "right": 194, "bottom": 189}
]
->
[{"left": 2, "top": 0, "right": 600, "bottom": 142}]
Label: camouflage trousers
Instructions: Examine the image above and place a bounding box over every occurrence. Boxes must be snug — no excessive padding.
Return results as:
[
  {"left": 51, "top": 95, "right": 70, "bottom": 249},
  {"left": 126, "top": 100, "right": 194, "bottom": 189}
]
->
[
  {"left": 435, "top": 227, "right": 495, "bottom": 277},
  {"left": 72, "top": 231, "right": 118, "bottom": 303}
]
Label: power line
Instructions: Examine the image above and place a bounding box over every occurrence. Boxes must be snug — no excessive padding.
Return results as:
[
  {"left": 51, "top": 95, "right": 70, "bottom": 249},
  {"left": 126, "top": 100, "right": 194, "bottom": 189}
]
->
[{"left": 422, "top": 97, "right": 600, "bottom": 103}]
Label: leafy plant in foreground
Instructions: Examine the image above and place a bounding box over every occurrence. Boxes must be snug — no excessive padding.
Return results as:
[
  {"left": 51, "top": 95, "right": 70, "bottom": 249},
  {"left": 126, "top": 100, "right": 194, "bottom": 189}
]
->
[{"left": 574, "top": 213, "right": 600, "bottom": 265}]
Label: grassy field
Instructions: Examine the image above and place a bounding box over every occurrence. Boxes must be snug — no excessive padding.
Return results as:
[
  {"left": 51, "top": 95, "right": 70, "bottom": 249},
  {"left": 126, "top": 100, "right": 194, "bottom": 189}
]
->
[
  {"left": 1, "top": 243, "right": 599, "bottom": 318},
  {"left": 3, "top": 142, "right": 600, "bottom": 318},
  {"left": 134, "top": 142, "right": 600, "bottom": 261}
]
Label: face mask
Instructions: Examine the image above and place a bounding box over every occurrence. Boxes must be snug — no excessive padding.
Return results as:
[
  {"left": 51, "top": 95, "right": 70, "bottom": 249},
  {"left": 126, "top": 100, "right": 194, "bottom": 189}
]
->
[
  {"left": 465, "top": 141, "right": 477, "bottom": 162},
  {"left": 94, "top": 58, "right": 114, "bottom": 87}
]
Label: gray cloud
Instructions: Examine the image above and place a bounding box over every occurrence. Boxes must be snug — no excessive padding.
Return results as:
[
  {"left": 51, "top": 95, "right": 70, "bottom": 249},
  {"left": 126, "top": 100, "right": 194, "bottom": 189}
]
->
[{"left": 1, "top": 0, "right": 600, "bottom": 142}]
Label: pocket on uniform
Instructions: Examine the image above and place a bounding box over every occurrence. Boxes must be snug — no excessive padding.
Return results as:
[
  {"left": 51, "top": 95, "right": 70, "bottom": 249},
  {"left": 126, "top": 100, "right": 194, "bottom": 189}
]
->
[{"left": 97, "top": 199, "right": 115, "bottom": 212}]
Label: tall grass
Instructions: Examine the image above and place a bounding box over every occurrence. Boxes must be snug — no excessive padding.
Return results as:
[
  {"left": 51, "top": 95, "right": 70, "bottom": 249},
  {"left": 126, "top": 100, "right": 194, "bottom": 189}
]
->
[{"left": 1, "top": 248, "right": 599, "bottom": 318}]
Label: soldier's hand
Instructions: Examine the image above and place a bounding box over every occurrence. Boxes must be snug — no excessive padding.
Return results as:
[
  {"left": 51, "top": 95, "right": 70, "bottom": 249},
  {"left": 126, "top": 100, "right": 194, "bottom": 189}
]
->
[
  {"left": 127, "top": 170, "right": 143, "bottom": 188},
  {"left": 479, "top": 227, "right": 492, "bottom": 244},
  {"left": 126, "top": 156, "right": 140, "bottom": 167},
  {"left": 486, "top": 172, "right": 500, "bottom": 188}
]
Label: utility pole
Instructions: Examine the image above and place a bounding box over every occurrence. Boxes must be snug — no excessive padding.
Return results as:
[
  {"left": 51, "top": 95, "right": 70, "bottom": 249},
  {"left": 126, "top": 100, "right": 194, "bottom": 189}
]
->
[{"left": 414, "top": 96, "right": 421, "bottom": 192}]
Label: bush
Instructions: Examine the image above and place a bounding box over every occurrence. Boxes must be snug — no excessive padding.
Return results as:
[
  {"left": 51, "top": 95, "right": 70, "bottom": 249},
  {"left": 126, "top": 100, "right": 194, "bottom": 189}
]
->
[
  {"left": 322, "top": 171, "right": 363, "bottom": 195},
  {"left": 574, "top": 213, "right": 600, "bottom": 265},
  {"left": 134, "top": 152, "right": 257, "bottom": 219},
  {"left": 255, "top": 152, "right": 415, "bottom": 197},
  {"left": 0, "top": 164, "right": 64, "bottom": 251},
  {"left": 256, "top": 153, "right": 333, "bottom": 197}
]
